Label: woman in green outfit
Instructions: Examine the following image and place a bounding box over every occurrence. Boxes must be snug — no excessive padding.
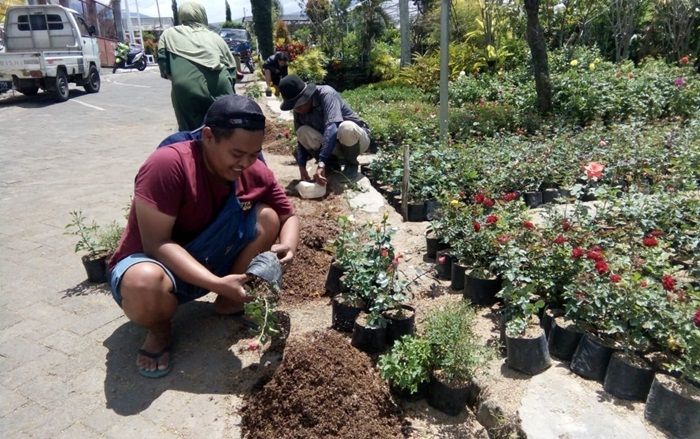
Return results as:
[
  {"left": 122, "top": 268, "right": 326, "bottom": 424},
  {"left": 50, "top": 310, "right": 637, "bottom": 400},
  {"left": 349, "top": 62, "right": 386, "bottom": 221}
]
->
[{"left": 157, "top": 2, "right": 238, "bottom": 131}]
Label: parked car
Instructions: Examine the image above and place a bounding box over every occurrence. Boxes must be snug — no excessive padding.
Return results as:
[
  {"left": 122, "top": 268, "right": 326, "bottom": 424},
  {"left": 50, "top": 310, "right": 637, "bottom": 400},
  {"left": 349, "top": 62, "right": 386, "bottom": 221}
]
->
[
  {"left": 219, "top": 28, "right": 251, "bottom": 53},
  {"left": 0, "top": 4, "right": 101, "bottom": 101}
]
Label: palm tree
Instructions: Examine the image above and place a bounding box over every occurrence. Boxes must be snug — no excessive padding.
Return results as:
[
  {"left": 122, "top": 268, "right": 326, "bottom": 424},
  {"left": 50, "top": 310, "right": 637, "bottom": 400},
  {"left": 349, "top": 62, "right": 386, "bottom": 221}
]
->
[{"left": 355, "top": 0, "right": 393, "bottom": 69}]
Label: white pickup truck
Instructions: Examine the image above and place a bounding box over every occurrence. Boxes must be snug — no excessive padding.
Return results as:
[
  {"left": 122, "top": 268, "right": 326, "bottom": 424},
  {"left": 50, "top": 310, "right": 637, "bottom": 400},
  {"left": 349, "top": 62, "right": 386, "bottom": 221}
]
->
[{"left": 0, "top": 4, "right": 101, "bottom": 101}]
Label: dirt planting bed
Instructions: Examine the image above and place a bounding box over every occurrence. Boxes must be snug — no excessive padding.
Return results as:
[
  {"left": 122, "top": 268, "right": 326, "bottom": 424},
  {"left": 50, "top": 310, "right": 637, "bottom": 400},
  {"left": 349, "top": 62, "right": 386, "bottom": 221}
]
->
[
  {"left": 263, "top": 118, "right": 294, "bottom": 156},
  {"left": 241, "top": 330, "right": 408, "bottom": 438},
  {"left": 280, "top": 197, "right": 342, "bottom": 304}
]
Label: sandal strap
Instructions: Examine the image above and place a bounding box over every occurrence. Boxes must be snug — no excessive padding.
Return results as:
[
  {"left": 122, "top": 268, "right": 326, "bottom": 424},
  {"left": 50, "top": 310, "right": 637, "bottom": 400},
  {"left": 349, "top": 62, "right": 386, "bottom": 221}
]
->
[{"left": 137, "top": 346, "right": 170, "bottom": 359}]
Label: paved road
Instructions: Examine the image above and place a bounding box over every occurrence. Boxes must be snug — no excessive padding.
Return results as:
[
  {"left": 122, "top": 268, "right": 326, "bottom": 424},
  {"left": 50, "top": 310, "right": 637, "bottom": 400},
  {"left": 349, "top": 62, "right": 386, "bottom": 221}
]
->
[{"left": 0, "top": 67, "right": 255, "bottom": 438}]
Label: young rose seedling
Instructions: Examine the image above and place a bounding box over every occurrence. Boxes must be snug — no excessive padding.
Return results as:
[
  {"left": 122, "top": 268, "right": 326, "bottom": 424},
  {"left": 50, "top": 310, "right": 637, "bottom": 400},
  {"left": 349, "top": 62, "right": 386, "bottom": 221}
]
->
[{"left": 243, "top": 275, "right": 281, "bottom": 348}]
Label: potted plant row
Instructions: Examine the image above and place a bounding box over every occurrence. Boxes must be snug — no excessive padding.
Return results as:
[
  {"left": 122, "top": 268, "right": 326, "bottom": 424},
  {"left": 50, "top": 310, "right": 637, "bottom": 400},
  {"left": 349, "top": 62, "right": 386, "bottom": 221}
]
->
[
  {"left": 327, "top": 214, "right": 416, "bottom": 353},
  {"left": 378, "top": 302, "right": 494, "bottom": 416}
]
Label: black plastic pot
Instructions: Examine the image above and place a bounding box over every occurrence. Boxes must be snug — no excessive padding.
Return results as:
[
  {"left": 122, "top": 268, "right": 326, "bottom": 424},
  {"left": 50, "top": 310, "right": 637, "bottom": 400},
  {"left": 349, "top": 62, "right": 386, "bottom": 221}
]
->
[
  {"left": 450, "top": 262, "right": 468, "bottom": 291},
  {"left": 406, "top": 201, "right": 427, "bottom": 222},
  {"left": 435, "top": 249, "right": 453, "bottom": 280},
  {"left": 425, "top": 199, "right": 442, "bottom": 221},
  {"left": 548, "top": 318, "right": 584, "bottom": 361},
  {"left": 603, "top": 352, "right": 654, "bottom": 401},
  {"left": 506, "top": 326, "right": 552, "bottom": 375},
  {"left": 540, "top": 306, "right": 564, "bottom": 340},
  {"left": 426, "top": 373, "right": 470, "bottom": 416},
  {"left": 391, "top": 380, "right": 429, "bottom": 401},
  {"left": 559, "top": 188, "right": 572, "bottom": 199},
  {"left": 425, "top": 233, "right": 439, "bottom": 259},
  {"left": 463, "top": 274, "right": 501, "bottom": 306},
  {"left": 644, "top": 374, "right": 700, "bottom": 438},
  {"left": 351, "top": 314, "right": 387, "bottom": 354},
  {"left": 331, "top": 297, "right": 364, "bottom": 332},
  {"left": 570, "top": 334, "right": 616, "bottom": 381},
  {"left": 542, "top": 188, "right": 561, "bottom": 204},
  {"left": 324, "top": 262, "right": 345, "bottom": 295},
  {"left": 385, "top": 305, "right": 416, "bottom": 345},
  {"left": 522, "top": 191, "right": 543, "bottom": 208},
  {"left": 82, "top": 254, "right": 108, "bottom": 283}
]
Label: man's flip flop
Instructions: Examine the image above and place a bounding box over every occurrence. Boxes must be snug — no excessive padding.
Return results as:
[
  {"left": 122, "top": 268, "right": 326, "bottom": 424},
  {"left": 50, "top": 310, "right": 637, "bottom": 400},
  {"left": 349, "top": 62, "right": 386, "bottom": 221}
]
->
[{"left": 137, "top": 346, "right": 172, "bottom": 378}]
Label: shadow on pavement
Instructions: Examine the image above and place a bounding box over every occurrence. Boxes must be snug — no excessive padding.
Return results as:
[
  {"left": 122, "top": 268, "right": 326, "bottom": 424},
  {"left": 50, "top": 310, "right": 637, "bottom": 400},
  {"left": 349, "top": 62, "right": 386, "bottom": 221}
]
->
[
  {"left": 0, "top": 89, "right": 90, "bottom": 108},
  {"left": 102, "top": 301, "right": 288, "bottom": 416},
  {"left": 60, "top": 280, "right": 111, "bottom": 298}
]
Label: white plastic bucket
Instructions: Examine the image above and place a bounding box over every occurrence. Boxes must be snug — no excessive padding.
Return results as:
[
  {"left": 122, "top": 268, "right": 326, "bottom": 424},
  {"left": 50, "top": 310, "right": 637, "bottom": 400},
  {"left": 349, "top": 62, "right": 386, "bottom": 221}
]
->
[{"left": 296, "top": 181, "right": 326, "bottom": 199}]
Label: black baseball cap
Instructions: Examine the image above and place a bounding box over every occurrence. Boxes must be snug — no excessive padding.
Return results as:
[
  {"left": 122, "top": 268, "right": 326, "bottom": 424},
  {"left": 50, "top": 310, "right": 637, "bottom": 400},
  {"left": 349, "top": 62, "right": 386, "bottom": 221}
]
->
[{"left": 203, "top": 95, "right": 266, "bottom": 130}]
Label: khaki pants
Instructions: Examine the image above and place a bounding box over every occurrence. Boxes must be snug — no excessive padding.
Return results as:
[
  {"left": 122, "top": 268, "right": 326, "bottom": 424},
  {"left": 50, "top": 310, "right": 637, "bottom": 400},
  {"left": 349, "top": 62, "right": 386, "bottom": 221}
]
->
[{"left": 296, "top": 121, "right": 370, "bottom": 166}]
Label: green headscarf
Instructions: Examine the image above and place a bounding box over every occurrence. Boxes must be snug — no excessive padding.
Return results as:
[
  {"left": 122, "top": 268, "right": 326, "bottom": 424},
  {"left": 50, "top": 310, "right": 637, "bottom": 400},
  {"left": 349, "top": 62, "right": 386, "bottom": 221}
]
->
[{"left": 158, "top": 1, "right": 236, "bottom": 70}]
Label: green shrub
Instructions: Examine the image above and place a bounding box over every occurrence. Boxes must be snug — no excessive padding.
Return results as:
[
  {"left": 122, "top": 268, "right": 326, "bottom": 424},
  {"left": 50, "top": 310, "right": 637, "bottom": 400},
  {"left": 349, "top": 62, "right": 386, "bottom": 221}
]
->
[
  {"left": 290, "top": 47, "right": 327, "bottom": 83},
  {"left": 424, "top": 302, "right": 493, "bottom": 384},
  {"left": 378, "top": 335, "right": 432, "bottom": 394}
]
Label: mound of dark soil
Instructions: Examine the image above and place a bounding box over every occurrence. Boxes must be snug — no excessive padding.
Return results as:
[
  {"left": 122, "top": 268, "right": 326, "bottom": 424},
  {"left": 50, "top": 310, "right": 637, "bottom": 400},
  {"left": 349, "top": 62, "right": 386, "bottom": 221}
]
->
[
  {"left": 281, "top": 199, "right": 341, "bottom": 303},
  {"left": 241, "top": 330, "right": 407, "bottom": 439},
  {"left": 264, "top": 119, "right": 294, "bottom": 156}
]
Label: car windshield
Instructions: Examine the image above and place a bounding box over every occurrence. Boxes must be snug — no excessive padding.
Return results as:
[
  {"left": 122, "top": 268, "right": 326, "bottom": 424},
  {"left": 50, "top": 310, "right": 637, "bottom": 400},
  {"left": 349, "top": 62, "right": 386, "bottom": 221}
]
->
[{"left": 220, "top": 29, "right": 248, "bottom": 41}]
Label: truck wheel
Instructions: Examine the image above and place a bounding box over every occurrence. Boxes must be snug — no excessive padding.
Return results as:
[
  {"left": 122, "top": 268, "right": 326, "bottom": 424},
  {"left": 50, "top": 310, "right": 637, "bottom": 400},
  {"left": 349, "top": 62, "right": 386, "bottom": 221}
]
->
[
  {"left": 84, "top": 66, "right": 100, "bottom": 93},
  {"left": 137, "top": 57, "right": 147, "bottom": 71},
  {"left": 53, "top": 70, "right": 70, "bottom": 101},
  {"left": 19, "top": 86, "right": 39, "bottom": 96}
]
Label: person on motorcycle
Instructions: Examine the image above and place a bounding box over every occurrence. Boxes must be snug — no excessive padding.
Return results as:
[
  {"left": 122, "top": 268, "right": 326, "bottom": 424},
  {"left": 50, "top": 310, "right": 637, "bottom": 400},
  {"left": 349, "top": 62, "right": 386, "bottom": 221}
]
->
[
  {"left": 262, "top": 51, "right": 289, "bottom": 96},
  {"left": 115, "top": 41, "right": 130, "bottom": 60}
]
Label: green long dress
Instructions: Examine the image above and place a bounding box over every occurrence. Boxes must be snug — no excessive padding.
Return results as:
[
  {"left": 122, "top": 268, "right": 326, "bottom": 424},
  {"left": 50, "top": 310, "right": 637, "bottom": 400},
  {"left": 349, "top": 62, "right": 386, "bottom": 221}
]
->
[
  {"left": 157, "top": 2, "right": 237, "bottom": 131},
  {"left": 159, "top": 51, "right": 234, "bottom": 131}
]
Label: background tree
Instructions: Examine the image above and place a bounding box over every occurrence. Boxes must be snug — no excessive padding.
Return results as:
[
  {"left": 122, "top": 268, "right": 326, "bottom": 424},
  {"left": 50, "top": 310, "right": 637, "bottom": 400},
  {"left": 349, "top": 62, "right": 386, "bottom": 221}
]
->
[
  {"left": 226, "top": 0, "right": 232, "bottom": 23},
  {"left": 251, "top": 0, "right": 274, "bottom": 57},
  {"left": 172, "top": 0, "right": 179, "bottom": 26},
  {"left": 355, "top": 0, "right": 393, "bottom": 71},
  {"left": 524, "top": 0, "right": 552, "bottom": 114},
  {"left": 305, "top": 0, "right": 331, "bottom": 46}
]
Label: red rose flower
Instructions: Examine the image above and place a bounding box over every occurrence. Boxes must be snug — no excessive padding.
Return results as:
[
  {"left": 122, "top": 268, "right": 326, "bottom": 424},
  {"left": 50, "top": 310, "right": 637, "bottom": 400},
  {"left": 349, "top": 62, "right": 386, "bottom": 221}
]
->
[
  {"left": 474, "top": 193, "right": 485, "bottom": 204},
  {"left": 662, "top": 275, "right": 676, "bottom": 291},
  {"left": 680, "top": 56, "right": 689, "bottom": 65},
  {"left": 562, "top": 219, "right": 572, "bottom": 231},
  {"left": 473, "top": 221, "right": 481, "bottom": 232},
  {"left": 643, "top": 235, "right": 658, "bottom": 247},
  {"left": 380, "top": 248, "right": 389, "bottom": 258},
  {"left": 438, "top": 255, "right": 446, "bottom": 264},
  {"left": 502, "top": 192, "right": 518, "bottom": 202},
  {"left": 483, "top": 198, "right": 495, "bottom": 208},
  {"left": 694, "top": 309, "right": 700, "bottom": 328},
  {"left": 640, "top": 280, "right": 648, "bottom": 288},
  {"left": 610, "top": 274, "right": 622, "bottom": 283},
  {"left": 587, "top": 249, "right": 604, "bottom": 262},
  {"left": 571, "top": 247, "right": 585, "bottom": 259},
  {"left": 595, "top": 260, "right": 609, "bottom": 274},
  {"left": 523, "top": 221, "right": 535, "bottom": 230},
  {"left": 554, "top": 234, "right": 566, "bottom": 245},
  {"left": 485, "top": 215, "right": 498, "bottom": 225}
]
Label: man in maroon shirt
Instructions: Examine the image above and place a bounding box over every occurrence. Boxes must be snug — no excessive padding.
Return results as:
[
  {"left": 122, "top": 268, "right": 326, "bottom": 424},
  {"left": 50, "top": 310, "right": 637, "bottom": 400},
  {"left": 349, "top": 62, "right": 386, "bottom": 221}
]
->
[{"left": 108, "top": 95, "right": 299, "bottom": 378}]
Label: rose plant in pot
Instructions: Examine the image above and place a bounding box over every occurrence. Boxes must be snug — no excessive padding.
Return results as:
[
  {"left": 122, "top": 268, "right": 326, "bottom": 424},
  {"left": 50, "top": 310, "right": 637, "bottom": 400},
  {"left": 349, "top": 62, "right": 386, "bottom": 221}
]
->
[
  {"left": 458, "top": 198, "right": 525, "bottom": 306},
  {"left": 64, "top": 210, "right": 123, "bottom": 283},
  {"left": 339, "top": 214, "right": 410, "bottom": 353}
]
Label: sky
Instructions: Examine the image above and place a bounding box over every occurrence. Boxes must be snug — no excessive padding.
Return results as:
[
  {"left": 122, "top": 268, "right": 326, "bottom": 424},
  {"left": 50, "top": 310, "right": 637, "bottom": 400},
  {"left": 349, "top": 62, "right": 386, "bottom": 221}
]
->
[{"left": 124, "top": 0, "right": 302, "bottom": 23}]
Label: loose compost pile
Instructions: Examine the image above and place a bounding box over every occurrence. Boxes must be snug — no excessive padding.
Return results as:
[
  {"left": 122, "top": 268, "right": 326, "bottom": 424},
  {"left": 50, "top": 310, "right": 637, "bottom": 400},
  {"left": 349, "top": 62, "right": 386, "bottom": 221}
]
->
[
  {"left": 241, "top": 330, "right": 408, "bottom": 439},
  {"left": 279, "top": 200, "right": 340, "bottom": 303}
]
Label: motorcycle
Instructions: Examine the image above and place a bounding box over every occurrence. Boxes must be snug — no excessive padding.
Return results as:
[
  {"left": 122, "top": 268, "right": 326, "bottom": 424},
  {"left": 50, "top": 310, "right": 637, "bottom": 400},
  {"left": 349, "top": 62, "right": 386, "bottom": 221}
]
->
[
  {"left": 112, "top": 43, "right": 147, "bottom": 73},
  {"left": 237, "top": 47, "right": 255, "bottom": 73}
]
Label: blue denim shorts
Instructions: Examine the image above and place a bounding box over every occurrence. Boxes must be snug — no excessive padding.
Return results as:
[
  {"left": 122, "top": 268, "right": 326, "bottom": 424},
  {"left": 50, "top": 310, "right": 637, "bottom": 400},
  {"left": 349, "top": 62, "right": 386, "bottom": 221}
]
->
[{"left": 109, "top": 253, "right": 210, "bottom": 306}]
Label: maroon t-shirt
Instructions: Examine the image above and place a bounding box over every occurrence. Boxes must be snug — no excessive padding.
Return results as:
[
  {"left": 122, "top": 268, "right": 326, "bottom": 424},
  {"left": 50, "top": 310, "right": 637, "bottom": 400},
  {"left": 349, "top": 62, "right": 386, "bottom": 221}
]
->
[{"left": 109, "top": 140, "right": 293, "bottom": 269}]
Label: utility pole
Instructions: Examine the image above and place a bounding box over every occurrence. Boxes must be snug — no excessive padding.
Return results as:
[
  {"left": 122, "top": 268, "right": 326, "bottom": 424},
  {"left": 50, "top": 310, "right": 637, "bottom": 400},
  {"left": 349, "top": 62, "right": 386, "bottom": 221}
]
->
[
  {"left": 439, "top": 0, "right": 449, "bottom": 144},
  {"left": 155, "top": 0, "right": 163, "bottom": 30},
  {"left": 123, "top": 0, "right": 135, "bottom": 44},
  {"left": 134, "top": 0, "right": 144, "bottom": 46},
  {"left": 399, "top": 0, "right": 410, "bottom": 67}
]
